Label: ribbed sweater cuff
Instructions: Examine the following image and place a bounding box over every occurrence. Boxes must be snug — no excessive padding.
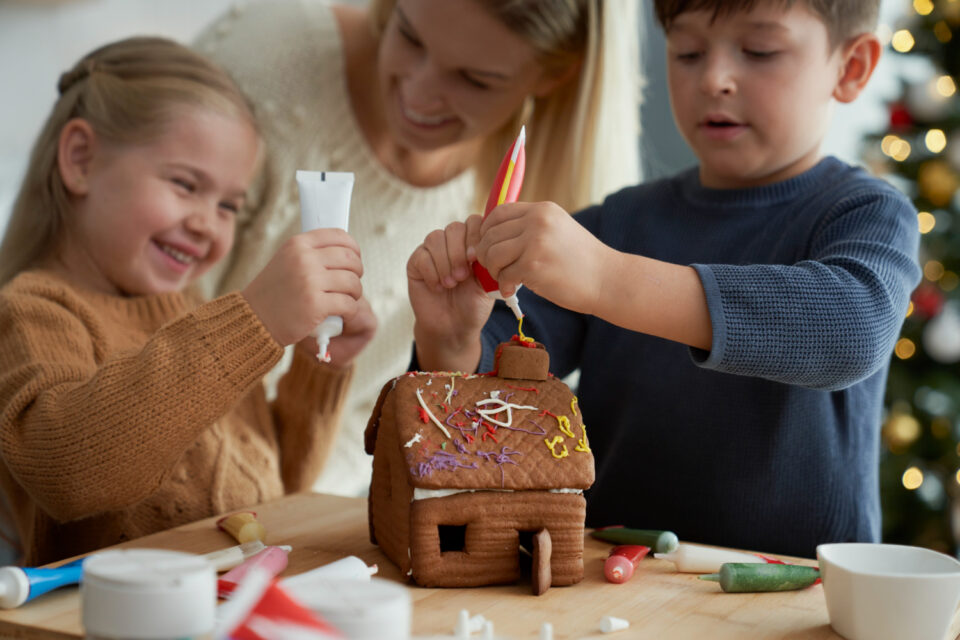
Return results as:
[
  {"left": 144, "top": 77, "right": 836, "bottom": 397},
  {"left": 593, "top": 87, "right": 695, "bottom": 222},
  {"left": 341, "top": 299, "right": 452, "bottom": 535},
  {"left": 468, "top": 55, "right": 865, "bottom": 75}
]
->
[{"left": 194, "top": 292, "right": 284, "bottom": 392}]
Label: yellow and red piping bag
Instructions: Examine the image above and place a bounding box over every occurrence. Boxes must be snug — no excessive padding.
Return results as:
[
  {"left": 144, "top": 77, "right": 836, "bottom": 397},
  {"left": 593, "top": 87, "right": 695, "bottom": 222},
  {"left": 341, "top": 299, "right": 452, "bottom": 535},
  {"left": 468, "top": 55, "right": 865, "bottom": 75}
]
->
[{"left": 472, "top": 126, "right": 526, "bottom": 321}]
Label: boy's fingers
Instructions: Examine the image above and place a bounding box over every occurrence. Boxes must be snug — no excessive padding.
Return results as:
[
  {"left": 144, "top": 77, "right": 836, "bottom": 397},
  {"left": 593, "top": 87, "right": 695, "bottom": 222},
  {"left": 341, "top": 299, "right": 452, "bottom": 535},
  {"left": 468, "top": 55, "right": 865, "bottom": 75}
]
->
[
  {"left": 479, "top": 202, "right": 526, "bottom": 235},
  {"left": 407, "top": 245, "right": 442, "bottom": 291},
  {"left": 423, "top": 228, "right": 456, "bottom": 289},
  {"left": 443, "top": 222, "right": 472, "bottom": 281},
  {"left": 464, "top": 215, "right": 482, "bottom": 263}
]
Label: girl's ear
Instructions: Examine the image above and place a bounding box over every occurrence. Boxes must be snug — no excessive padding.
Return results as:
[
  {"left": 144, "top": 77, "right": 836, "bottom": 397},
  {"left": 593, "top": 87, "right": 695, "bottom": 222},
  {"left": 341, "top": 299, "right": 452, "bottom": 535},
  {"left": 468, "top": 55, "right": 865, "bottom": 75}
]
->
[
  {"left": 57, "top": 118, "right": 97, "bottom": 196},
  {"left": 833, "top": 32, "right": 882, "bottom": 104}
]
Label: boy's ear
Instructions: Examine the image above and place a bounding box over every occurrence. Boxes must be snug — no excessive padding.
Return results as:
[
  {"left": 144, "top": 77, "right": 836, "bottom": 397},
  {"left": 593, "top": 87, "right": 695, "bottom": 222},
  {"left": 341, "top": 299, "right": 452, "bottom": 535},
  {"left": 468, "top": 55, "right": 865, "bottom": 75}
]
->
[
  {"left": 833, "top": 32, "right": 882, "bottom": 104},
  {"left": 57, "top": 118, "right": 98, "bottom": 196}
]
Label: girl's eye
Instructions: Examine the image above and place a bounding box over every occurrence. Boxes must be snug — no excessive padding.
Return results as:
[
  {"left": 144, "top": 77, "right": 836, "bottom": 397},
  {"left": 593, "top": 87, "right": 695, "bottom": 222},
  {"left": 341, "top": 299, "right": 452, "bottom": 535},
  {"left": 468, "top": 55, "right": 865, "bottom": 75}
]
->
[
  {"left": 745, "top": 50, "right": 779, "bottom": 59},
  {"left": 675, "top": 52, "right": 702, "bottom": 62},
  {"left": 399, "top": 27, "right": 422, "bottom": 48},
  {"left": 219, "top": 202, "right": 239, "bottom": 214},
  {"left": 172, "top": 177, "right": 195, "bottom": 193}
]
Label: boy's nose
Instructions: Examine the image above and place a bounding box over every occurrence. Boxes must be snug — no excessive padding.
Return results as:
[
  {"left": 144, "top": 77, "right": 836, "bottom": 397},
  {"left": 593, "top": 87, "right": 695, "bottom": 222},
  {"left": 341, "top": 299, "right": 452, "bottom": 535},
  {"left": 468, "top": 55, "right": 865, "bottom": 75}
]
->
[{"left": 700, "top": 56, "right": 737, "bottom": 96}]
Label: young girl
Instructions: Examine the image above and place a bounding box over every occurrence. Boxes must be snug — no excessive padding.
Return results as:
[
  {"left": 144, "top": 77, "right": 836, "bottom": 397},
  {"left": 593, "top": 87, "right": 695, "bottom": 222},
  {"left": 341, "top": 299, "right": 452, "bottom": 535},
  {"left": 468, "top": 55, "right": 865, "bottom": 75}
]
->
[{"left": 0, "top": 37, "right": 376, "bottom": 566}]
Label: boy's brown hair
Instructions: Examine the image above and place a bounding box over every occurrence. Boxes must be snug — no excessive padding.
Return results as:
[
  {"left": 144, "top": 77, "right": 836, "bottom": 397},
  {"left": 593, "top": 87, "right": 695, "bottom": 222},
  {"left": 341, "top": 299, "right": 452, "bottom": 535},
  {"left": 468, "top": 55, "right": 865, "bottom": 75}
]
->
[{"left": 653, "top": 0, "right": 880, "bottom": 47}]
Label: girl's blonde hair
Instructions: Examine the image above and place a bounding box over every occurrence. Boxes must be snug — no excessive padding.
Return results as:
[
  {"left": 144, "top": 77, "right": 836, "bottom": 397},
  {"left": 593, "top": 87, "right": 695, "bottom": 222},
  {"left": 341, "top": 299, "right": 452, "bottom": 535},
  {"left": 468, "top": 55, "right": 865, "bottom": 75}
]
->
[
  {"left": 0, "top": 36, "right": 258, "bottom": 286},
  {"left": 369, "top": 0, "right": 642, "bottom": 213}
]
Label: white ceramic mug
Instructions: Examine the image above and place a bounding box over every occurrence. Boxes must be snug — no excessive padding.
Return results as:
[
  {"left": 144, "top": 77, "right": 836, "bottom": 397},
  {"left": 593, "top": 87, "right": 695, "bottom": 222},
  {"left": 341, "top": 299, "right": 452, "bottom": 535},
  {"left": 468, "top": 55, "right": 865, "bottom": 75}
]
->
[{"left": 817, "top": 542, "right": 960, "bottom": 640}]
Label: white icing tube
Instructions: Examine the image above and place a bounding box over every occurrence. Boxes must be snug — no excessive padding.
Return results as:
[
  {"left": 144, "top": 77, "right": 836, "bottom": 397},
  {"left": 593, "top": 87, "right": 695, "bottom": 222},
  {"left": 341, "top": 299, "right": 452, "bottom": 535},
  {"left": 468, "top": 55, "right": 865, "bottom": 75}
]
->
[
  {"left": 654, "top": 543, "right": 766, "bottom": 573},
  {"left": 296, "top": 170, "right": 355, "bottom": 362}
]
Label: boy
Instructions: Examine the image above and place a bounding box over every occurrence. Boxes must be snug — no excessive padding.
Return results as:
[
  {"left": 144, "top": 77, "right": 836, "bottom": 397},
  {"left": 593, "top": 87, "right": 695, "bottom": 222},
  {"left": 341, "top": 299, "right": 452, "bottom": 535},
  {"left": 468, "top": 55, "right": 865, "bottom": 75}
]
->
[{"left": 405, "top": 0, "right": 921, "bottom": 558}]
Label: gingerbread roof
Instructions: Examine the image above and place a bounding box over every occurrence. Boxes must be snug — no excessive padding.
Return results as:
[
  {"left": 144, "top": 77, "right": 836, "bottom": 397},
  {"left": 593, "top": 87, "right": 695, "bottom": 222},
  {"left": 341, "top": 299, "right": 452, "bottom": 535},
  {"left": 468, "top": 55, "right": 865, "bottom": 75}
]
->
[{"left": 364, "top": 342, "right": 595, "bottom": 492}]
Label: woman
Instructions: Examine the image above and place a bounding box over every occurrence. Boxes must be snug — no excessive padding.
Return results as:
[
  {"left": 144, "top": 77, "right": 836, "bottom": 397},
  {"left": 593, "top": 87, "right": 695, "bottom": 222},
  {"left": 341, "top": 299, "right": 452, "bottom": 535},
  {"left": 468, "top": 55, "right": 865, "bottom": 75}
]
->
[{"left": 195, "top": 0, "right": 642, "bottom": 496}]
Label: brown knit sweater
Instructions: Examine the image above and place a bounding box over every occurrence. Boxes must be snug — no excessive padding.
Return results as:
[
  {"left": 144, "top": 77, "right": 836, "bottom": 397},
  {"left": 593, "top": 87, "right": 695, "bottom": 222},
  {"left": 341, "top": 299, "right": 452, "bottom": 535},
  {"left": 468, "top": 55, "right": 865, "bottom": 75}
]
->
[{"left": 0, "top": 269, "right": 352, "bottom": 565}]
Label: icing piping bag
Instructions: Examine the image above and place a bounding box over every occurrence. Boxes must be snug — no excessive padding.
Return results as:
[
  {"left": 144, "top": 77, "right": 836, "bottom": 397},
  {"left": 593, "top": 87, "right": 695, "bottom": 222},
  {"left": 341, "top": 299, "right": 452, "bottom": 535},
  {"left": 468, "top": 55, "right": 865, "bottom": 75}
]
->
[
  {"left": 698, "top": 563, "right": 821, "bottom": 593},
  {"left": 590, "top": 526, "right": 679, "bottom": 554},
  {"left": 472, "top": 126, "right": 526, "bottom": 320},
  {"left": 0, "top": 557, "right": 84, "bottom": 608}
]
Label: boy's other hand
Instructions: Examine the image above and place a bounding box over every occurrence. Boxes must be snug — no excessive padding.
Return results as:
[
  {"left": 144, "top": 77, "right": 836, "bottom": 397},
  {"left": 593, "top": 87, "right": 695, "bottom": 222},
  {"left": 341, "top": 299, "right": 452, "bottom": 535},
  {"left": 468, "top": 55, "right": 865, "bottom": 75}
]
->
[
  {"left": 477, "top": 201, "right": 611, "bottom": 316},
  {"left": 407, "top": 216, "right": 493, "bottom": 372},
  {"left": 242, "top": 228, "right": 364, "bottom": 346}
]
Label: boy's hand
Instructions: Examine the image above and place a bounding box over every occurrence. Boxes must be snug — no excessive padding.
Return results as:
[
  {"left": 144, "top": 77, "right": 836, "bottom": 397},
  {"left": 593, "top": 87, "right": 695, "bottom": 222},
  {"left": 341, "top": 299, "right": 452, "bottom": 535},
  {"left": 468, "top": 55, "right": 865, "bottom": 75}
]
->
[
  {"left": 242, "top": 228, "right": 364, "bottom": 346},
  {"left": 407, "top": 216, "right": 493, "bottom": 371},
  {"left": 477, "top": 202, "right": 612, "bottom": 316}
]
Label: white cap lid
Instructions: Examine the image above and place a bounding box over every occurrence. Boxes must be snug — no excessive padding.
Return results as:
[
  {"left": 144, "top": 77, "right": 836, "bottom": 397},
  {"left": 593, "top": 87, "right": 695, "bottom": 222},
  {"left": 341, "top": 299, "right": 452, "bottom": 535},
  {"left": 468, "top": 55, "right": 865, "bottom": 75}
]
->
[
  {"left": 284, "top": 577, "right": 411, "bottom": 640},
  {"left": 81, "top": 549, "right": 215, "bottom": 639}
]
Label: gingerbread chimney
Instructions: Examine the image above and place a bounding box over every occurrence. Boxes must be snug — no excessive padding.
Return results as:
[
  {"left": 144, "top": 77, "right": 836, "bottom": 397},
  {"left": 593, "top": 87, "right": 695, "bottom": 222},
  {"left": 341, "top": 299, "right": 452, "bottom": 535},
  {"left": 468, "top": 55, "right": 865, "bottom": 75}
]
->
[{"left": 494, "top": 340, "right": 549, "bottom": 380}]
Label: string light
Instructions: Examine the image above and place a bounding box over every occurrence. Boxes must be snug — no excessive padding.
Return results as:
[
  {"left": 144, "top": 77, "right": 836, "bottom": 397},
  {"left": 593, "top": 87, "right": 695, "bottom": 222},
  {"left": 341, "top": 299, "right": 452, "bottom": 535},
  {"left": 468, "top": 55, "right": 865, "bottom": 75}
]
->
[
  {"left": 918, "top": 211, "right": 936, "bottom": 233},
  {"left": 902, "top": 467, "right": 924, "bottom": 490},
  {"left": 936, "top": 75, "right": 957, "bottom": 97},
  {"left": 955, "top": 469, "right": 960, "bottom": 486},
  {"left": 894, "top": 337, "right": 916, "bottom": 359},
  {"left": 906, "top": 301, "right": 915, "bottom": 317},
  {"left": 940, "top": 272, "right": 959, "bottom": 292},
  {"left": 926, "top": 129, "right": 947, "bottom": 153},
  {"left": 891, "top": 29, "right": 915, "bottom": 52},
  {"left": 933, "top": 20, "right": 952, "bottom": 43},
  {"left": 913, "top": 0, "right": 935, "bottom": 15},
  {"left": 924, "top": 260, "right": 945, "bottom": 281}
]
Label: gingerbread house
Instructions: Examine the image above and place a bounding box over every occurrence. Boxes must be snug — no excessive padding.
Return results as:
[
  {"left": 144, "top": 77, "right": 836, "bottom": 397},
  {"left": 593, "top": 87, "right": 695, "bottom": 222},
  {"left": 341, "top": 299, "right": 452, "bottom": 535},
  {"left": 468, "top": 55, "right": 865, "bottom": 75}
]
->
[{"left": 364, "top": 340, "right": 594, "bottom": 594}]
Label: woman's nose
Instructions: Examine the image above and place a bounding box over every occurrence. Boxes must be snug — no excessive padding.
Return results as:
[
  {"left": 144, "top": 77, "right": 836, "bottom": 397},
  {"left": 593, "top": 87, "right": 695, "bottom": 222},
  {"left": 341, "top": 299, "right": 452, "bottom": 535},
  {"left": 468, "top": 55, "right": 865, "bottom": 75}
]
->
[{"left": 403, "top": 59, "right": 446, "bottom": 107}]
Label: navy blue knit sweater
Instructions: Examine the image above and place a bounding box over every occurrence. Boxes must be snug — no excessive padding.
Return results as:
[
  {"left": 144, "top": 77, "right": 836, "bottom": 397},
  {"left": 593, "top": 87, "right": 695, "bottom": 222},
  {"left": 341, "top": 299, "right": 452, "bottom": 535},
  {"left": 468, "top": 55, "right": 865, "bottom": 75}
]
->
[{"left": 477, "top": 157, "right": 921, "bottom": 558}]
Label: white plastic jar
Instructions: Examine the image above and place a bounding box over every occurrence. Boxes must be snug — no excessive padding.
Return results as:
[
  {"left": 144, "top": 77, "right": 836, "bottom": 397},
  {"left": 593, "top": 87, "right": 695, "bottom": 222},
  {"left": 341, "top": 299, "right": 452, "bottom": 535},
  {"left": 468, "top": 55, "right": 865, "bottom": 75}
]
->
[{"left": 81, "top": 548, "right": 215, "bottom": 639}]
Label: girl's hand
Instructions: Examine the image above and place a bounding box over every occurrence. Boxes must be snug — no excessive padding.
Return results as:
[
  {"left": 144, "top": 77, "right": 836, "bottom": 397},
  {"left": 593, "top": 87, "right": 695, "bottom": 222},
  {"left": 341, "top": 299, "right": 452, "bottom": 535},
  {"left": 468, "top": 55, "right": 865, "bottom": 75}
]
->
[
  {"left": 243, "top": 228, "right": 364, "bottom": 346},
  {"left": 323, "top": 296, "right": 377, "bottom": 366},
  {"left": 407, "top": 216, "right": 493, "bottom": 371},
  {"left": 477, "top": 201, "right": 612, "bottom": 316}
]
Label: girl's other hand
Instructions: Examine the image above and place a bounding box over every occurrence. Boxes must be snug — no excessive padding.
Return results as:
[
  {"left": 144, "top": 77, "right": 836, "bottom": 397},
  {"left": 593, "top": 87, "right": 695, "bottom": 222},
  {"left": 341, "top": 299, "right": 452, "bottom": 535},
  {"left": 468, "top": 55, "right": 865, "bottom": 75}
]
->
[
  {"left": 322, "top": 296, "right": 377, "bottom": 366},
  {"left": 243, "top": 228, "right": 364, "bottom": 346}
]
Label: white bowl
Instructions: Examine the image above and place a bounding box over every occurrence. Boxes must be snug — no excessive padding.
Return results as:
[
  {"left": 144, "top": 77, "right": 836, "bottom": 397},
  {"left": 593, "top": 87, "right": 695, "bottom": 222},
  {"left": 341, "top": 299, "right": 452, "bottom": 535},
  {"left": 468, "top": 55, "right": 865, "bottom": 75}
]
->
[{"left": 817, "top": 543, "right": 960, "bottom": 640}]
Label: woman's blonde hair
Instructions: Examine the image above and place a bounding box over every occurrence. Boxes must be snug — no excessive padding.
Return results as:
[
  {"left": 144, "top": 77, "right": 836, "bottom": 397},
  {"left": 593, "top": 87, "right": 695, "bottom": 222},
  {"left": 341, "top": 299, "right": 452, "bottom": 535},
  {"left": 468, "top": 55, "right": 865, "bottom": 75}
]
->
[
  {"left": 0, "top": 36, "right": 258, "bottom": 286},
  {"left": 369, "top": 0, "right": 642, "bottom": 213}
]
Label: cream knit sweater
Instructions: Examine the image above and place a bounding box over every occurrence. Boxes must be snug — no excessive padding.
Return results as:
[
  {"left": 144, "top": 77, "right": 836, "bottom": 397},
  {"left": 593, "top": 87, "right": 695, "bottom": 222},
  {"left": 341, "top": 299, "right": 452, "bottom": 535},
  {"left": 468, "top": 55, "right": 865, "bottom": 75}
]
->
[
  {"left": 0, "top": 270, "right": 352, "bottom": 565},
  {"left": 195, "top": 0, "right": 475, "bottom": 496}
]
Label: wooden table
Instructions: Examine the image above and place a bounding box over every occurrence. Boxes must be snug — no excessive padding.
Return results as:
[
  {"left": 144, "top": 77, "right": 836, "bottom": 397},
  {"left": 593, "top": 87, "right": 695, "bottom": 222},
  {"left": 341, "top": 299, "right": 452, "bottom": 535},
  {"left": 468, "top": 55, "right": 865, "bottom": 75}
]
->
[{"left": 0, "top": 492, "right": 956, "bottom": 639}]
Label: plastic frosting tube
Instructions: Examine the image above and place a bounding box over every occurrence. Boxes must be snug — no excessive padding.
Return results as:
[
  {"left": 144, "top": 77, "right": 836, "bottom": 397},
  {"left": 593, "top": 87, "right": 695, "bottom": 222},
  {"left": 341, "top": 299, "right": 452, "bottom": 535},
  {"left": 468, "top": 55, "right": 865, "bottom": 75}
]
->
[
  {"left": 0, "top": 557, "right": 84, "bottom": 608},
  {"left": 603, "top": 545, "right": 650, "bottom": 584},
  {"left": 654, "top": 543, "right": 768, "bottom": 573},
  {"left": 281, "top": 555, "right": 377, "bottom": 590},
  {"left": 217, "top": 545, "right": 291, "bottom": 598},
  {"left": 296, "top": 170, "right": 355, "bottom": 362},
  {"left": 472, "top": 127, "right": 526, "bottom": 320},
  {"left": 202, "top": 540, "right": 266, "bottom": 573}
]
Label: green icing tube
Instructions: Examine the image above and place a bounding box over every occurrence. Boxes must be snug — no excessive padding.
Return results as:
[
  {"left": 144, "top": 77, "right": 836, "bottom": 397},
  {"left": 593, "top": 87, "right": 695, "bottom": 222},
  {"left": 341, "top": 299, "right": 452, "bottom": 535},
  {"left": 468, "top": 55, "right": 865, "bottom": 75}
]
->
[
  {"left": 590, "top": 528, "right": 679, "bottom": 553},
  {"left": 699, "top": 563, "right": 820, "bottom": 593}
]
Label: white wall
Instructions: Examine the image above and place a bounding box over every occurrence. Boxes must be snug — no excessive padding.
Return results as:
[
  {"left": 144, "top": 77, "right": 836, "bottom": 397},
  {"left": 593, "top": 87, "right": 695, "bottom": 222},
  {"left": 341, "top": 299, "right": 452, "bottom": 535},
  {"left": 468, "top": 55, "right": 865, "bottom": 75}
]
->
[
  {"left": 0, "top": 0, "right": 910, "bottom": 238},
  {"left": 0, "top": 0, "right": 239, "bottom": 236}
]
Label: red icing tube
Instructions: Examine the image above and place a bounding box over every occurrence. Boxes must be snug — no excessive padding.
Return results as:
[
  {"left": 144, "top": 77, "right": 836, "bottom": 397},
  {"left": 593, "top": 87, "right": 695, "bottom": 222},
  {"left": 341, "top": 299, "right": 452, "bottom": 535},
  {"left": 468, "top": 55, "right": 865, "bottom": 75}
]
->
[
  {"left": 472, "top": 127, "right": 527, "bottom": 319},
  {"left": 604, "top": 545, "right": 650, "bottom": 584}
]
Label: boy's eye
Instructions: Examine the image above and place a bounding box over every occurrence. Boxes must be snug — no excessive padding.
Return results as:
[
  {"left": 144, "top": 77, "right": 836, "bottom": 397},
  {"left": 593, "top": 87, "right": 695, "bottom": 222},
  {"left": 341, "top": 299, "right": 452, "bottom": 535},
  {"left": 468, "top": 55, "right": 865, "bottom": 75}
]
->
[
  {"left": 675, "top": 52, "right": 702, "bottom": 62},
  {"left": 744, "top": 50, "right": 779, "bottom": 59}
]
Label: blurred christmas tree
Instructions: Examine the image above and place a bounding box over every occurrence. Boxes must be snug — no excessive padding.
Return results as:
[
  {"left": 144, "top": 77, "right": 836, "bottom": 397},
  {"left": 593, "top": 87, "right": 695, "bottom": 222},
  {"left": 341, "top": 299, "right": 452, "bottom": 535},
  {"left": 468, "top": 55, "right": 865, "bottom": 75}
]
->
[{"left": 863, "top": 0, "right": 960, "bottom": 556}]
